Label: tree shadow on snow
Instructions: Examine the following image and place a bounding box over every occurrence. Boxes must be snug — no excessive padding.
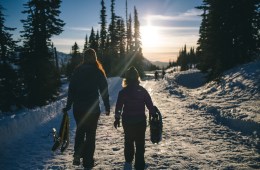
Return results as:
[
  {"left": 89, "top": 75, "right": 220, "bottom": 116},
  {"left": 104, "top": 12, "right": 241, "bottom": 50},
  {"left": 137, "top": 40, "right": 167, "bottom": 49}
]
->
[
  {"left": 175, "top": 71, "right": 207, "bottom": 89},
  {"left": 208, "top": 107, "right": 260, "bottom": 152}
]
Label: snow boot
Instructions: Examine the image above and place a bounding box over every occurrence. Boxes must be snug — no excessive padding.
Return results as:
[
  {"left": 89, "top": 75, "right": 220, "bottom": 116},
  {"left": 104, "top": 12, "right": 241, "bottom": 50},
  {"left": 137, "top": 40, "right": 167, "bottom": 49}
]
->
[
  {"left": 83, "top": 158, "right": 95, "bottom": 169},
  {"left": 123, "top": 162, "right": 132, "bottom": 170},
  {"left": 73, "top": 156, "right": 81, "bottom": 166}
]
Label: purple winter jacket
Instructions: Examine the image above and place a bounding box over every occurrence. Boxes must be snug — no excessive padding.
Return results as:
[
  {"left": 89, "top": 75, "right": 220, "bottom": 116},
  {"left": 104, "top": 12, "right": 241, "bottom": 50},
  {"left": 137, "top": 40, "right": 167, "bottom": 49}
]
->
[{"left": 115, "top": 84, "right": 155, "bottom": 124}]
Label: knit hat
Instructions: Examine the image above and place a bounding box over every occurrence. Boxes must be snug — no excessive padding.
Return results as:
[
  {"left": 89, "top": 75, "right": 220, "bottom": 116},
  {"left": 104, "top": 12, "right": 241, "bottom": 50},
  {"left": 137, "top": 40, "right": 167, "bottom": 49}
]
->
[{"left": 125, "top": 66, "right": 139, "bottom": 83}]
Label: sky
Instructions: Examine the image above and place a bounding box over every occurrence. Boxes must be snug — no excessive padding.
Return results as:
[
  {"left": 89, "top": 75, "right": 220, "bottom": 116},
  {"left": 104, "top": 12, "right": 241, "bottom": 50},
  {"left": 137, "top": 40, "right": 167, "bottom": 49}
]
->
[{"left": 1, "top": 0, "right": 203, "bottom": 62}]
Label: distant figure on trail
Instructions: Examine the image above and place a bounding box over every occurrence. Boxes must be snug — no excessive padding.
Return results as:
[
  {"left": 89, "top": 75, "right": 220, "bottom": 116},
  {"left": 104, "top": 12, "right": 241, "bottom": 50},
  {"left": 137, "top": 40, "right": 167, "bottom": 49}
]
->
[
  {"left": 63, "top": 48, "right": 110, "bottom": 169},
  {"left": 114, "top": 66, "right": 156, "bottom": 170},
  {"left": 154, "top": 71, "right": 159, "bottom": 81},
  {"left": 161, "top": 69, "right": 166, "bottom": 79}
]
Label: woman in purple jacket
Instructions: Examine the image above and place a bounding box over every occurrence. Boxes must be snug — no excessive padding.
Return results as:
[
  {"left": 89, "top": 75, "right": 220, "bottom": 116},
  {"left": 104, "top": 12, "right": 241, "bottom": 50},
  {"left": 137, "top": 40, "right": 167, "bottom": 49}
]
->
[{"left": 114, "top": 67, "right": 155, "bottom": 170}]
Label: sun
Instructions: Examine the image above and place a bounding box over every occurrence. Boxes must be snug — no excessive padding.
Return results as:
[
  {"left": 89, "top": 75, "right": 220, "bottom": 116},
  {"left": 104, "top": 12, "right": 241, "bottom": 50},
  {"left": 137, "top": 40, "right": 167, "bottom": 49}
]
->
[{"left": 141, "top": 24, "right": 159, "bottom": 48}]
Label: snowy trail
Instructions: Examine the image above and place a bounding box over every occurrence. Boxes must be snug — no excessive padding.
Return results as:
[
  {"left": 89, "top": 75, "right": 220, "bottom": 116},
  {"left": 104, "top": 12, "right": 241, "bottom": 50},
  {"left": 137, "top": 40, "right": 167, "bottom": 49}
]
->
[
  {"left": 0, "top": 70, "right": 259, "bottom": 169},
  {"left": 151, "top": 81, "right": 259, "bottom": 169}
]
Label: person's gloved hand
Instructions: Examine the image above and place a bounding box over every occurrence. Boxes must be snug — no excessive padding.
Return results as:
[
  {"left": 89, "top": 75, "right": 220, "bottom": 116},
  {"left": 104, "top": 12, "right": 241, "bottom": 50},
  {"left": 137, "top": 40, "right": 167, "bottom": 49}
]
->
[
  {"left": 62, "top": 106, "right": 71, "bottom": 113},
  {"left": 114, "top": 118, "right": 120, "bottom": 129}
]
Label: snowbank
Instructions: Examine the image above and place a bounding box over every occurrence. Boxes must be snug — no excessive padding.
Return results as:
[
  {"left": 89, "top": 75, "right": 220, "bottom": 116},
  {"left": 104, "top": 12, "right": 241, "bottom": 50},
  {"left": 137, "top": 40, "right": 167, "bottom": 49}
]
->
[{"left": 165, "top": 60, "right": 260, "bottom": 137}]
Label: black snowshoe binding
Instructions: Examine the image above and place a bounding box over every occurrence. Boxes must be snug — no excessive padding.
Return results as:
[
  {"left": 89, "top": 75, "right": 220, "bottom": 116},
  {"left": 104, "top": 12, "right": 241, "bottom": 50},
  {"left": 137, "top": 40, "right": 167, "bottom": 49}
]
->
[
  {"left": 149, "top": 106, "right": 163, "bottom": 144},
  {"left": 52, "top": 111, "right": 70, "bottom": 152}
]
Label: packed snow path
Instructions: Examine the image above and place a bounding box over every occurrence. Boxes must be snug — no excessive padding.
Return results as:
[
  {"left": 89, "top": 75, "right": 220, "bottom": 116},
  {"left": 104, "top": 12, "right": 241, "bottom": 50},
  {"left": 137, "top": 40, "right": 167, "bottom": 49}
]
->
[{"left": 0, "top": 70, "right": 259, "bottom": 169}]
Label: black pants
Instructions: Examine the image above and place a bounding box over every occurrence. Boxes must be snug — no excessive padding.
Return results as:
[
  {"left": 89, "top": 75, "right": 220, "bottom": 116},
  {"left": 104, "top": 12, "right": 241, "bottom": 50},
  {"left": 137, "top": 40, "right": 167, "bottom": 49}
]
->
[
  {"left": 73, "top": 109, "right": 99, "bottom": 165},
  {"left": 123, "top": 121, "right": 146, "bottom": 170}
]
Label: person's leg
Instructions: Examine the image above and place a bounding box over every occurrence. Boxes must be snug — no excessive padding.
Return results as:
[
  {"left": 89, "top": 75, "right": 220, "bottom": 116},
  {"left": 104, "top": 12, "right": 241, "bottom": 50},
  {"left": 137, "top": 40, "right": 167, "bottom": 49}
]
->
[
  {"left": 74, "top": 126, "right": 86, "bottom": 154},
  {"left": 73, "top": 112, "right": 85, "bottom": 160},
  {"left": 83, "top": 114, "right": 99, "bottom": 168},
  {"left": 123, "top": 124, "right": 135, "bottom": 163},
  {"left": 134, "top": 122, "right": 146, "bottom": 170}
]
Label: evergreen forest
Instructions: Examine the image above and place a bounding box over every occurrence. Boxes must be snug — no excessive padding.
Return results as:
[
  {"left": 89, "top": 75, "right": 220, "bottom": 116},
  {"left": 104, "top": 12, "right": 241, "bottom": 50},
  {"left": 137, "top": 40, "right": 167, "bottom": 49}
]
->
[{"left": 0, "top": 0, "right": 259, "bottom": 112}]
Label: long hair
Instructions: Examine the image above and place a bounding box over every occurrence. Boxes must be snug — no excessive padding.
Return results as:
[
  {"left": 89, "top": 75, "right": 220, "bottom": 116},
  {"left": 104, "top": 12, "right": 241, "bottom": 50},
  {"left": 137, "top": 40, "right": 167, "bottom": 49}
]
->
[
  {"left": 83, "top": 48, "right": 106, "bottom": 77},
  {"left": 122, "top": 66, "right": 140, "bottom": 87}
]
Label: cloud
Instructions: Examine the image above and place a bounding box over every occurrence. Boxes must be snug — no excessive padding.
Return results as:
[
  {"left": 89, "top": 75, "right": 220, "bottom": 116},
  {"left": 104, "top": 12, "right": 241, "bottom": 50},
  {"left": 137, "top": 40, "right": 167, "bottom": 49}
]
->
[
  {"left": 66, "top": 26, "right": 92, "bottom": 31},
  {"left": 52, "top": 38, "right": 84, "bottom": 45},
  {"left": 141, "top": 25, "right": 199, "bottom": 31},
  {"left": 181, "top": 8, "right": 203, "bottom": 17},
  {"left": 51, "top": 37, "right": 85, "bottom": 53},
  {"left": 143, "top": 52, "right": 179, "bottom": 62},
  {"left": 144, "top": 8, "right": 202, "bottom": 21}
]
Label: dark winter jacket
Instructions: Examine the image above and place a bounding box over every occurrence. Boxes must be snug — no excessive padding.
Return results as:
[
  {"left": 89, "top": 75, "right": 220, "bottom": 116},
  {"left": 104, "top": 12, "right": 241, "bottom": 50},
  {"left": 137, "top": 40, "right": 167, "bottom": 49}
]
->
[
  {"left": 115, "top": 84, "right": 154, "bottom": 124},
  {"left": 66, "top": 64, "right": 110, "bottom": 114}
]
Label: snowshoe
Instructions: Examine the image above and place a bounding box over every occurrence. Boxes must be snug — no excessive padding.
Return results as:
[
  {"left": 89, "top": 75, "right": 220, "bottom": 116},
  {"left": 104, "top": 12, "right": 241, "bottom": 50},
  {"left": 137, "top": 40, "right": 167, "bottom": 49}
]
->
[
  {"left": 149, "top": 106, "right": 163, "bottom": 144},
  {"left": 52, "top": 111, "right": 70, "bottom": 152}
]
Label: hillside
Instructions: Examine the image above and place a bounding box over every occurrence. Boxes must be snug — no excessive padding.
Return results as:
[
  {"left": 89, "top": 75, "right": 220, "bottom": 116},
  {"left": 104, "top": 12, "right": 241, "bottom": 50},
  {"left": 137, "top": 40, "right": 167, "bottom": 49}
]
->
[{"left": 56, "top": 51, "right": 71, "bottom": 67}]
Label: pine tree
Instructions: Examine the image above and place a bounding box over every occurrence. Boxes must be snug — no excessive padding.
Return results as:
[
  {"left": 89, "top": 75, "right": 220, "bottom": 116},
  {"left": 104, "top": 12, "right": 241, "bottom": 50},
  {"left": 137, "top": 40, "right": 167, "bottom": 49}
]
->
[
  {"left": 196, "top": 0, "right": 259, "bottom": 80},
  {"left": 255, "top": 2, "right": 260, "bottom": 52},
  {"left": 117, "top": 18, "right": 126, "bottom": 58},
  {"left": 189, "top": 47, "right": 198, "bottom": 67},
  {"left": 125, "top": 0, "right": 128, "bottom": 52},
  {"left": 177, "top": 45, "right": 189, "bottom": 71},
  {"left": 128, "top": 6, "right": 144, "bottom": 77},
  {"left": 126, "top": 14, "right": 133, "bottom": 52},
  {"left": 133, "top": 6, "right": 141, "bottom": 51},
  {"left": 66, "top": 42, "right": 81, "bottom": 79},
  {"left": 20, "top": 0, "right": 65, "bottom": 107},
  {"left": 99, "top": 0, "right": 107, "bottom": 56},
  {"left": 0, "top": 4, "right": 20, "bottom": 111},
  {"left": 108, "top": 0, "right": 118, "bottom": 57},
  {"left": 230, "top": 0, "right": 259, "bottom": 63},
  {"left": 83, "top": 34, "right": 88, "bottom": 53},
  {"left": 95, "top": 30, "right": 100, "bottom": 53},
  {"left": 111, "top": 17, "right": 127, "bottom": 76},
  {"left": 71, "top": 42, "right": 81, "bottom": 57},
  {"left": 196, "top": 3, "right": 210, "bottom": 72},
  {"left": 89, "top": 27, "right": 97, "bottom": 51},
  {"left": 96, "top": 0, "right": 146, "bottom": 76},
  {"left": 106, "top": 0, "right": 119, "bottom": 76},
  {"left": 103, "top": 36, "right": 111, "bottom": 74}
]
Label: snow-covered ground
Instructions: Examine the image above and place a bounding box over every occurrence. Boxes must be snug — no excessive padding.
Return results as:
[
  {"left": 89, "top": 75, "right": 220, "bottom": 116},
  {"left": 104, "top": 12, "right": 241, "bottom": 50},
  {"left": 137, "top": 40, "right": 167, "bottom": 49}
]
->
[{"left": 0, "top": 60, "right": 259, "bottom": 170}]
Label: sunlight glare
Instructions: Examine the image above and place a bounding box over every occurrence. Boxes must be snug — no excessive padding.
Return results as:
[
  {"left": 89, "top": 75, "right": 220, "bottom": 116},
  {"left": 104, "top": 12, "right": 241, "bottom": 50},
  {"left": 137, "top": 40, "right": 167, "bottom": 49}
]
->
[{"left": 141, "top": 24, "right": 159, "bottom": 48}]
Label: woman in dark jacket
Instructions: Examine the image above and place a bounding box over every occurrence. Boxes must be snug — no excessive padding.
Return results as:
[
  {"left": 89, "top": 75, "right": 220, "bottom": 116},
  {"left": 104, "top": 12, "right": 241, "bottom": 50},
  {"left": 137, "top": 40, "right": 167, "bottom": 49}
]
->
[
  {"left": 63, "top": 48, "right": 110, "bottom": 169},
  {"left": 114, "top": 67, "right": 155, "bottom": 170}
]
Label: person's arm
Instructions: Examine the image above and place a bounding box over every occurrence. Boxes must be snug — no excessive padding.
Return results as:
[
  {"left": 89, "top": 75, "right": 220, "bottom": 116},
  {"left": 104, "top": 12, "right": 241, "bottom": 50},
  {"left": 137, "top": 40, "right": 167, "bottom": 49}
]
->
[
  {"left": 66, "top": 83, "right": 73, "bottom": 108},
  {"left": 144, "top": 89, "right": 155, "bottom": 116},
  {"left": 64, "top": 76, "right": 75, "bottom": 112},
  {"left": 114, "top": 91, "right": 123, "bottom": 129},
  {"left": 115, "top": 91, "right": 123, "bottom": 119},
  {"left": 98, "top": 71, "right": 110, "bottom": 114}
]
